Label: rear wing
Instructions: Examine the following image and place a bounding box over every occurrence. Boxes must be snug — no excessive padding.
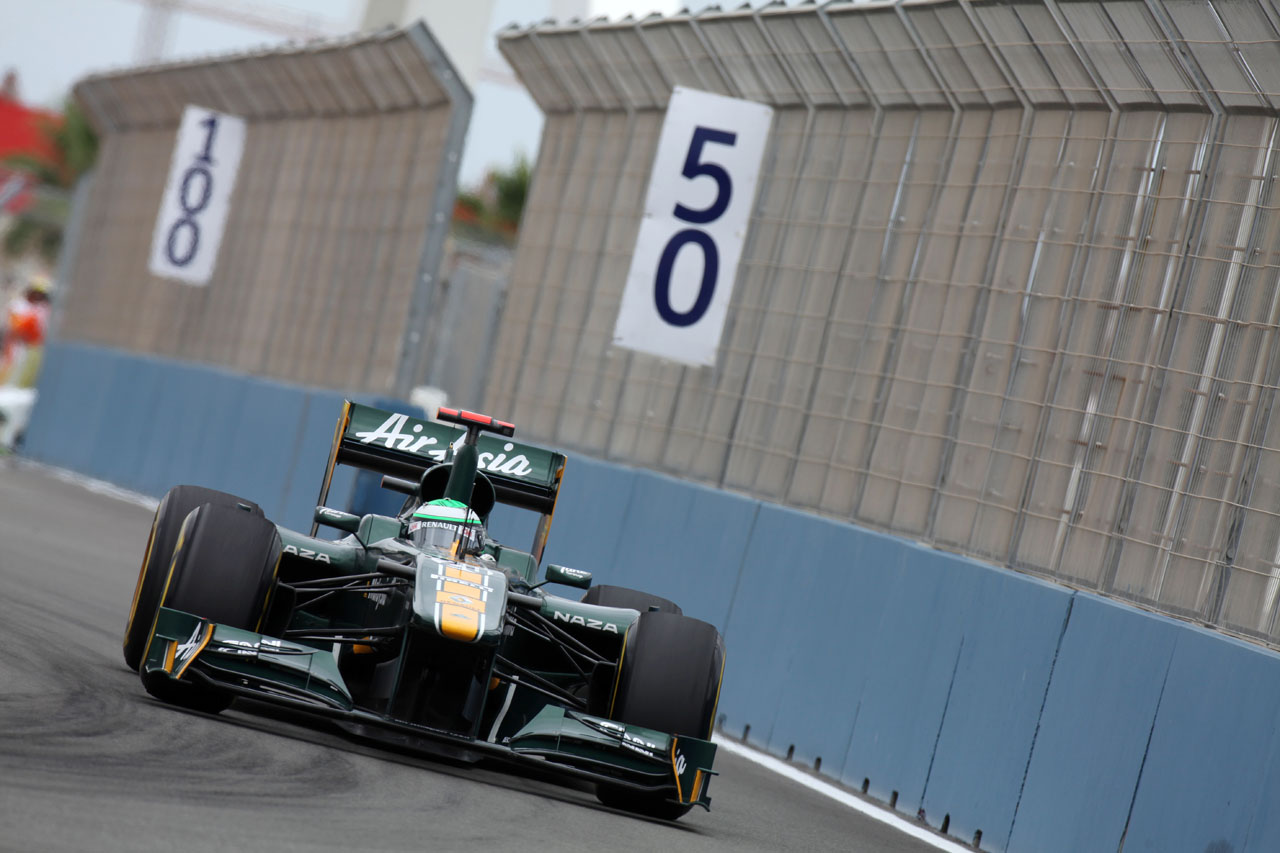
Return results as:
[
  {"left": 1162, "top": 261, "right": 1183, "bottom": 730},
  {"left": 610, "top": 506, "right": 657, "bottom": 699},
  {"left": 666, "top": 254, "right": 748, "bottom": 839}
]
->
[{"left": 313, "top": 401, "right": 566, "bottom": 563}]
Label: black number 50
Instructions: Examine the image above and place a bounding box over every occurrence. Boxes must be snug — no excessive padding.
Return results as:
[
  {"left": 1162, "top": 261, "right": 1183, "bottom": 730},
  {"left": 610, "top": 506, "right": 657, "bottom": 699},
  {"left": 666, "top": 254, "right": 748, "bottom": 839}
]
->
[{"left": 654, "top": 126, "right": 737, "bottom": 328}]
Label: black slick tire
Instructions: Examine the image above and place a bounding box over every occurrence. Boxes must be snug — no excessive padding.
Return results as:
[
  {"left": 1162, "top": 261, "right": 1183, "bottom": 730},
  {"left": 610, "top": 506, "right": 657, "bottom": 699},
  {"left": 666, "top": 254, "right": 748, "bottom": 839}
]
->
[
  {"left": 596, "top": 611, "right": 725, "bottom": 820},
  {"left": 581, "top": 584, "right": 682, "bottom": 616},
  {"left": 123, "top": 485, "right": 262, "bottom": 670},
  {"left": 140, "top": 502, "right": 280, "bottom": 714}
]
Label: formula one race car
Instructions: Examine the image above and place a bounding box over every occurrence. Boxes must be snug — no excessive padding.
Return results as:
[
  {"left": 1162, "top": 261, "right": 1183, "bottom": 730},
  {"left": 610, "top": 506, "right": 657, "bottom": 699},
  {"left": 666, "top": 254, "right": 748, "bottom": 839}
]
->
[{"left": 124, "top": 403, "right": 725, "bottom": 819}]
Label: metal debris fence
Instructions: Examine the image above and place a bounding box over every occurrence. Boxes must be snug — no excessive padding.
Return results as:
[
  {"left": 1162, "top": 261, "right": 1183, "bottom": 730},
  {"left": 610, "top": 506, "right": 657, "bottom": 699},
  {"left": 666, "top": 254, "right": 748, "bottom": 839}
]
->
[
  {"left": 487, "top": 0, "right": 1280, "bottom": 646},
  {"left": 61, "top": 22, "right": 471, "bottom": 397}
]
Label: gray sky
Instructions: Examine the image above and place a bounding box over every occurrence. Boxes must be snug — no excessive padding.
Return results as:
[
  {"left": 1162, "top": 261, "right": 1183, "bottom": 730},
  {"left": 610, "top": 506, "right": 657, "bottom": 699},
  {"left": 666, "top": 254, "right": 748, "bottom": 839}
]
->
[
  {"left": 1, "top": 0, "right": 356, "bottom": 107},
  {"left": 1, "top": 0, "right": 682, "bottom": 108},
  {"left": 3, "top": 0, "right": 769, "bottom": 186}
]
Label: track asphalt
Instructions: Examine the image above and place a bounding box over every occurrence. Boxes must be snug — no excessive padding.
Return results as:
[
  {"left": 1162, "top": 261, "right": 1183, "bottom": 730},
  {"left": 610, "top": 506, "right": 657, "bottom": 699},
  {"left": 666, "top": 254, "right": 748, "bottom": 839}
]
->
[{"left": 0, "top": 461, "right": 940, "bottom": 852}]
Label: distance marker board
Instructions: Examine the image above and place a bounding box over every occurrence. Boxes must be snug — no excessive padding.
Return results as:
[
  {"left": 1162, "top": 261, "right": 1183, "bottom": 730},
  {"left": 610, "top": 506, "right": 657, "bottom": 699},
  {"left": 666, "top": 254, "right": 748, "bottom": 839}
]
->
[
  {"left": 613, "top": 87, "right": 773, "bottom": 368},
  {"left": 149, "top": 105, "right": 246, "bottom": 285}
]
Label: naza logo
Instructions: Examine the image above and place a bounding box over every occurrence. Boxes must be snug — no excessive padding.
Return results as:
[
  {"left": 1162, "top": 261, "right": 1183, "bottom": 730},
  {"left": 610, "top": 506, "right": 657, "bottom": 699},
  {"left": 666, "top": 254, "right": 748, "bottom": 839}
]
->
[
  {"left": 284, "top": 544, "right": 331, "bottom": 563},
  {"left": 552, "top": 610, "right": 619, "bottom": 633}
]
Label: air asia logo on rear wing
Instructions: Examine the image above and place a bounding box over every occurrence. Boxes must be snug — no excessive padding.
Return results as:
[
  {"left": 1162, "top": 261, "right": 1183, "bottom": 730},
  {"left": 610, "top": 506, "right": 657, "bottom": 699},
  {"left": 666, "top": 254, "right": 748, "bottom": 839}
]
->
[{"left": 346, "top": 406, "right": 558, "bottom": 487}]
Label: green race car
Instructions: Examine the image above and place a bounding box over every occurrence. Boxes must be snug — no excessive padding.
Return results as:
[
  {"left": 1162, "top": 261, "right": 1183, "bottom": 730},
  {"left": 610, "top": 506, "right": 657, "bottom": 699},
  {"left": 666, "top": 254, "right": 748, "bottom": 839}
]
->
[{"left": 124, "top": 402, "right": 725, "bottom": 819}]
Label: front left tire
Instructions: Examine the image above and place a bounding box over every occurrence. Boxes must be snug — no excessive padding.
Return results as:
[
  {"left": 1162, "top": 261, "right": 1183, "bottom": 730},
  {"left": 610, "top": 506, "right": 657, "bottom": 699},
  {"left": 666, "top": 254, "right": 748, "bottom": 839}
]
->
[{"left": 124, "top": 485, "right": 263, "bottom": 671}]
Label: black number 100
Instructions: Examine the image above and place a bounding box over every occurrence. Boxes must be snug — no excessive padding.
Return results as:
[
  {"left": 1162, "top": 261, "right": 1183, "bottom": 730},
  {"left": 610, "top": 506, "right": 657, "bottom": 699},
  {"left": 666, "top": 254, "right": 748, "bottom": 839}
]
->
[{"left": 165, "top": 115, "right": 218, "bottom": 268}]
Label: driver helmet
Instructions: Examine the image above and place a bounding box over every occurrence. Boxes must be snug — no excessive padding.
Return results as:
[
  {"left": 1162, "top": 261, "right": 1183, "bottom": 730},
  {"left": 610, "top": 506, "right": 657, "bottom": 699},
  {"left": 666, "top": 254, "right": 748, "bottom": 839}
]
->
[{"left": 408, "top": 498, "right": 485, "bottom": 556}]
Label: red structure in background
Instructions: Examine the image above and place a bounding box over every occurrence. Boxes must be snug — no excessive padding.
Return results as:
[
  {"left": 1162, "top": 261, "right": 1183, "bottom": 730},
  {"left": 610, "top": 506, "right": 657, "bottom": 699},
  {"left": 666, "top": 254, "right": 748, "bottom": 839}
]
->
[{"left": 0, "top": 71, "right": 61, "bottom": 214}]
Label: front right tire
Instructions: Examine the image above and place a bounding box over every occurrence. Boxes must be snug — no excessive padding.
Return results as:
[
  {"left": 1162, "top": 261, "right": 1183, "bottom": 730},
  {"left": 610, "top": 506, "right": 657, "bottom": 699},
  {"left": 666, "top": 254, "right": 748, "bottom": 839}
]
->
[
  {"left": 596, "top": 611, "right": 725, "bottom": 820},
  {"left": 581, "top": 584, "right": 682, "bottom": 615}
]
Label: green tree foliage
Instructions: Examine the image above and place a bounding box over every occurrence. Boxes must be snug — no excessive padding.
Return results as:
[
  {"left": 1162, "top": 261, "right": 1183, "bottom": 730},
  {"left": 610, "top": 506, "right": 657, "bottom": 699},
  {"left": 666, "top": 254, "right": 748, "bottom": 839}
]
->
[
  {"left": 452, "top": 155, "right": 532, "bottom": 243},
  {"left": 492, "top": 155, "right": 530, "bottom": 229}
]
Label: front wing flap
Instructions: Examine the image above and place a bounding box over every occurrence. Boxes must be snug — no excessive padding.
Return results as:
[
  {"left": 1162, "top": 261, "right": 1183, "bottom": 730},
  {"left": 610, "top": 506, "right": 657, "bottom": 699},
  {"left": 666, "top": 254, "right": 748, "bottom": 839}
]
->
[
  {"left": 144, "top": 607, "right": 354, "bottom": 710},
  {"left": 143, "top": 608, "right": 716, "bottom": 810},
  {"left": 506, "top": 705, "right": 717, "bottom": 810}
]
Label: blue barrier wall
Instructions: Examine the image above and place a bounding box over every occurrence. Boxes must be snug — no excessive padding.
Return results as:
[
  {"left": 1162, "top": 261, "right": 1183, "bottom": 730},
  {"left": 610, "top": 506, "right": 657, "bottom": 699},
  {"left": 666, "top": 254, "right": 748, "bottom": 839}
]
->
[
  {"left": 918, "top": 567, "right": 1071, "bottom": 849},
  {"left": 24, "top": 343, "right": 365, "bottom": 527},
  {"left": 24, "top": 341, "right": 1280, "bottom": 852},
  {"left": 1122, "top": 626, "right": 1280, "bottom": 852},
  {"left": 1007, "top": 595, "right": 1179, "bottom": 852}
]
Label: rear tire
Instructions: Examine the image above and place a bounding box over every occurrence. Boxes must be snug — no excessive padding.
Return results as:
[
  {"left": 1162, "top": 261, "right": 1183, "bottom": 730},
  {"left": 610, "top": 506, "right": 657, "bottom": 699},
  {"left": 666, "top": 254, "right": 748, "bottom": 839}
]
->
[
  {"left": 596, "top": 611, "right": 724, "bottom": 820},
  {"left": 581, "top": 584, "right": 682, "bottom": 616},
  {"left": 123, "top": 485, "right": 262, "bottom": 670},
  {"left": 140, "top": 503, "right": 280, "bottom": 714}
]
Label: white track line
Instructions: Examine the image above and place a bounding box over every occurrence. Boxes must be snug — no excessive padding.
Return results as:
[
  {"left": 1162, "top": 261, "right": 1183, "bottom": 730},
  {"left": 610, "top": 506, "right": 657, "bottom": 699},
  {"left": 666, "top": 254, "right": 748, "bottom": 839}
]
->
[
  {"left": 713, "top": 736, "right": 975, "bottom": 853},
  {"left": 15, "top": 460, "right": 159, "bottom": 512}
]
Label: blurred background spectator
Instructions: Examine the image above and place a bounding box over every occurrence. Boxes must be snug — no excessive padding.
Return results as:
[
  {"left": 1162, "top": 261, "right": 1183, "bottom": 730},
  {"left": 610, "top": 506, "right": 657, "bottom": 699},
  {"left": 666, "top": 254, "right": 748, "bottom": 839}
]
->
[{"left": 1, "top": 274, "right": 51, "bottom": 388}]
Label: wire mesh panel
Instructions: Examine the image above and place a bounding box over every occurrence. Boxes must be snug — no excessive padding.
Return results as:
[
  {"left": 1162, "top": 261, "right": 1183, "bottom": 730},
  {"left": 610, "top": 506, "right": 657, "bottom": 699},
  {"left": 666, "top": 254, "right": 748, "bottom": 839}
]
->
[
  {"left": 681, "top": 102, "right": 826, "bottom": 482},
  {"left": 61, "top": 23, "right": 471, "bottom": 396},
  {"left": 311, "top": 117, "right": 391, "bottom": 389},
  {"left": 788, "top": 108, "right": 918, "bottom": 511},
  {"left": 1050, "top": 110, "right": 1215, "bottom": 589},
  {"left": 57, "top": 134, "right": 120, "bottom": 341},
  {"left": 274, "top": 116, "right": 365, "bottom": 383},
  {"left": 969, "top": 0, "right": 1104, "bottom": 108},
  {"left": 758, "top": 6, "right": 870, "bottom": 109},
  {"left": 698, "top": 10, "right": 802, "bottom": 107},
  {"left": 554, "top": 111, "right": 666, "bottom": 453},
  {"left": 494, "top": 1, "right": 1280, "bottom": 649},
  {"left": 1223, "top": 225, "right": 1280, "bottom": 638},
  {"left": 791, "top": 109, "right": 958, "bottom": 518},
  {"left": 485, "top": 112, "right": 581, "bottom": 416},
  {"left": 345, "top": 111, "right": 438, "bottom": 390},
  {"left": 234, "top": 118, "right": 323, "bottom": 375},
  {"left": 76, "top": 129, "right": 177, "bottom": 351},
  {"left": 583, "top": 25, "right": 669, "bottom": 110},
  {"left": 861, "top": 107, "right": 1024, "bottom": 535},
  {"left": 1110, "top": 115, "right": 1278, "bottom": 613},
  {"left": 514, "top": 110, "right": 631, "bottom": 437},
  {"left": 722, "top": 106, "right": 878, "bottom": 498},
  {"left": 934, "top": 107, "right": 1113, "bottom": 561},
  {"left": 1012, "top": 109, "right": 1180, "bottom": 578}
]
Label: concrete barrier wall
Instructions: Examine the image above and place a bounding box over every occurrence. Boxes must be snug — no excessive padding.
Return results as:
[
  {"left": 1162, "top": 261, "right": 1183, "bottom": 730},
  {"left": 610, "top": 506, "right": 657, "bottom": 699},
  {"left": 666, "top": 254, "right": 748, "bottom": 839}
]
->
[
  {"left": 26, "top": 342, "right": 1280, "bottom": 852},
  {"left": 23, "top": 342, "right": 362, "bottom": 534}
]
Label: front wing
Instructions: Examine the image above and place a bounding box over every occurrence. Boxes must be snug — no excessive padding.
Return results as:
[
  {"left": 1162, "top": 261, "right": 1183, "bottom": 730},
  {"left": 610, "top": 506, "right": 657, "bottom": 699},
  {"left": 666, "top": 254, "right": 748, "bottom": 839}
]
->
[{"left": 143, "top": 607, "right": 717, "bottom": 810}]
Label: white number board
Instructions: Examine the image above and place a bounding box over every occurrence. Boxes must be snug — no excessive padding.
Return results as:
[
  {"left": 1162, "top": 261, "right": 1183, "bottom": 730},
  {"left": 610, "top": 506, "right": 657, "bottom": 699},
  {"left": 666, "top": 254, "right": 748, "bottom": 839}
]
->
[
  {"left": 148, "top": 105, "right": 247, "bottom": 285},
  {"left": 613, "top": 87, "right": 773, "bottom": 367}
]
